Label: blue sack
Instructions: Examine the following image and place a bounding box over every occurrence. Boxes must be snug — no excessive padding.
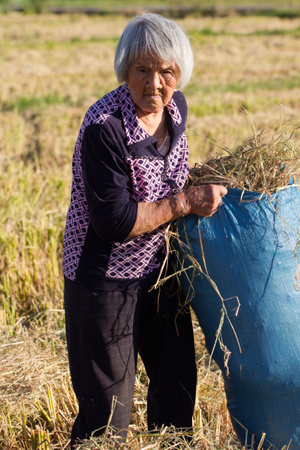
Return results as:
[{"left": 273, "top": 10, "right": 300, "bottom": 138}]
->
[{"left": 174, "top": 185, "right": 300, "bottom": 449}]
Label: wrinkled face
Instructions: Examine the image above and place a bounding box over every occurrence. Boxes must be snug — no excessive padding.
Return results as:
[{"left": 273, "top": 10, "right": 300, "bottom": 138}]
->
[{"left": 126, "top": 55, "right": 180, "bottom": 116}]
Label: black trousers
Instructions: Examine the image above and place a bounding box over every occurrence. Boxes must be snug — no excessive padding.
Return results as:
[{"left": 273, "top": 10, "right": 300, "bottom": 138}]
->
[{"left": 64, "top": 273, "right": 197, "bottom": 447}]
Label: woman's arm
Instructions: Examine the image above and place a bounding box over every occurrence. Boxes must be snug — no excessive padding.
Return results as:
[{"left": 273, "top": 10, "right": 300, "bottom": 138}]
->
[
  {"left": 128, "top": 184, "right": 227, "bottom": 238},
  {"left": 82, "top": 123, "right": 138, "bottom": 242},
  {"left": 82, "top": 121, "right": 227, "bottom": 242}
]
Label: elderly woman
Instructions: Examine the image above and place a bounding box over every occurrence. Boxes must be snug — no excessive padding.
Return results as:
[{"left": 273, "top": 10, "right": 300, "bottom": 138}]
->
[{"left": 63, "top": 12, "right": 227, "bottom": 447}]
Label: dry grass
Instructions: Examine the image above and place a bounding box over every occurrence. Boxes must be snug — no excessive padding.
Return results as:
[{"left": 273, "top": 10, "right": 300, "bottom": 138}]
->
[
  {"left": 187, "top": 114, "right": 300, "bottom": 194},
  {"left": 0, "top": 319, "right": 240, "bottom": 449},
  {"left": 0, "top": 321, "right": 74, "bottom": 449}
]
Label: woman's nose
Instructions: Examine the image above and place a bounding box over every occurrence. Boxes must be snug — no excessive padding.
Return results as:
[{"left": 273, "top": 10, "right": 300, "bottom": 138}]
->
[{"left": 147, "top": 71, "right": 162, "bottom": 89}]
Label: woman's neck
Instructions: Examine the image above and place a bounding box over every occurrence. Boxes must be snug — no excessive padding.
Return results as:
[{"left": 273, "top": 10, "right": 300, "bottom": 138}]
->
[{"left": 137, "top": 108, "right": 167, "bottom": 146}]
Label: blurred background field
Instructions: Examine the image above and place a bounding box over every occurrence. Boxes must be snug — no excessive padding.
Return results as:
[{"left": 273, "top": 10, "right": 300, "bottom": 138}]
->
[
  {"left": 1, "top": 0, "right": 300, "bottom": 15},
  {"left": 0, "top": 3, "right": 300, "bottom": 448}
]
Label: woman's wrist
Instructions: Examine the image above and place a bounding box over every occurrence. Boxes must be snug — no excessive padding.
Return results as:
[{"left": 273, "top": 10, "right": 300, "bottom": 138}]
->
[
  {"left": 173, "top": 192, "right": 190, "bottom": 218},
  {"left": 173, "top": 195, "right": 185, "bottom": 217}
]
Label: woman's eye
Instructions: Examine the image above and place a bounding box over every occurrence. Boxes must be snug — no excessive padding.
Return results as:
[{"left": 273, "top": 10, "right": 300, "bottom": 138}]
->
[{"left": 162, "top": 71, "right": 173, "bottom": 81}]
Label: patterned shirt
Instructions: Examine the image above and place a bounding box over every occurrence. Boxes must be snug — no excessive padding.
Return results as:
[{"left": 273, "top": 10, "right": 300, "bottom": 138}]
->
[{"left": 63, "top": 84, "right": 189, "bottom": 290}]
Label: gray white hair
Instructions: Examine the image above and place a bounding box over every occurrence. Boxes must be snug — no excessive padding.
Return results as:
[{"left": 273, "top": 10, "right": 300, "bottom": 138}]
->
[{"left": 114, "top": 12, "right": 194, "bottom": 90}]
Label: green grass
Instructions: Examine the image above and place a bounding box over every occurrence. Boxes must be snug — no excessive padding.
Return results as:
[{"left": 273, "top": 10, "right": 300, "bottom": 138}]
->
[
  {"left": 2, "top": 0, "right": 300, "bottom": 15},
  {"left": 5, "top": 0, "right": 300, "bottom": 7},
  {"left": 190, "top": 26, "right": 300, "bottom": 38},
  {"left": 2, "top": 94, "right": 65, "bottom": 112}
]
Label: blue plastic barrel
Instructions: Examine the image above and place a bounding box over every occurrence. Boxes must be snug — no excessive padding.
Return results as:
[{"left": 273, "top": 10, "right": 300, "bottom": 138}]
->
[{"left": 174, "top": 185, "right": 300, "bottom": 449}]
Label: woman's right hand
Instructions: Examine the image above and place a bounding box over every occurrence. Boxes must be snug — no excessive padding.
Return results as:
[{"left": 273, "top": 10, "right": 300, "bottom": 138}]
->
[{"left": 184, "top": 185, "right": 228, "bottom": 217}]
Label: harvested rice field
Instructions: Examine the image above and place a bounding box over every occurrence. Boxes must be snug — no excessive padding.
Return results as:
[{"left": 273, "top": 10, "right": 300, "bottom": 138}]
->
[{"left": 0, "top": 9, "right": 300, "bottom": 449}]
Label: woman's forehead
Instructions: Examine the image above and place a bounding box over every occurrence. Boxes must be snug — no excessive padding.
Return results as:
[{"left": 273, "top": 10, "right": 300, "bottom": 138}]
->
[{"left": 132, "top": 55, "right": 176, "bottom": 69}]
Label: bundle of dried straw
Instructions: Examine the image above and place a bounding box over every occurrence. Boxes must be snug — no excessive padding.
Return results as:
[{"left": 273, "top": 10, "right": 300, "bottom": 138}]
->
[{"left": 187, "top": 118, "right": 300, "bottom": 195}]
